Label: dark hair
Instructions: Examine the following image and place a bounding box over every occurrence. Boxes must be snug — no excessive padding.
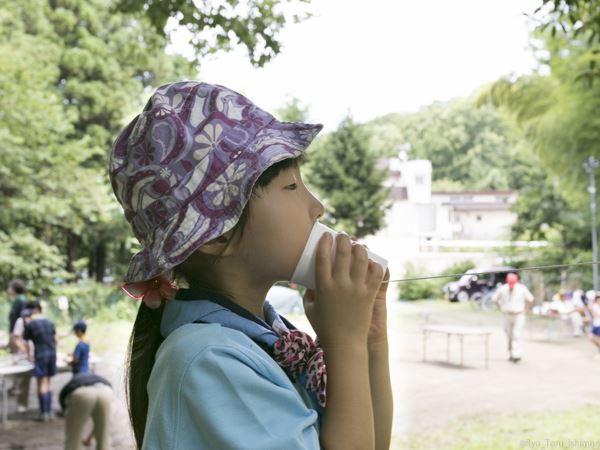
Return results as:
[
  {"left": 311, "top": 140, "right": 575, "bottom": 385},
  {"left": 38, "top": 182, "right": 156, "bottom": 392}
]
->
[
  {"left": 8, "top": 279, "right": 26, "bottom": 295},
  {"left": 24, "top": 300, "right": 38, "bottom": 310},
  {"left": 73, "top": 320, "right": 87, "bottom": 333},
  {"left": 126, "top": 155, "right": 305, "bottom": 448},
  {"left": 27, "top": 300, "right": 41, "bottom": 312}
]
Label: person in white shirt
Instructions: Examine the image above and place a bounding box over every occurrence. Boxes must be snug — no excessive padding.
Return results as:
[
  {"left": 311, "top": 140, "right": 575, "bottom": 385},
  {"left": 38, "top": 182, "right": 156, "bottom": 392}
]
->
[
  {"left": 590, "top": 293, "right": 600, "bottom": 360},
  {"left": 493, "top": 272, "right": 534, "bottom": 362},
  {"left": 12, "top": 307, "right": 34, "bottom": 413},
  {"left": 549, "top": 290, "right": 585, "bottom": 337}
]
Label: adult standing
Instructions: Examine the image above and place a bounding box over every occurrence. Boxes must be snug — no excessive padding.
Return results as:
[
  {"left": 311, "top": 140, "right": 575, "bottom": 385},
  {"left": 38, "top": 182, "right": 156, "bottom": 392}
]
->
[
  {"left": 6, "top": 279, "right": 27, "bottom": 353},
  {"left": 12, "top": 304, "right": 36, "bottom": 413},
  {"left": 493, "top": 272, "right": 534, "bottom": 363},
  {"left": 59, "top": 373, "right": 113, "bottom": 450}
]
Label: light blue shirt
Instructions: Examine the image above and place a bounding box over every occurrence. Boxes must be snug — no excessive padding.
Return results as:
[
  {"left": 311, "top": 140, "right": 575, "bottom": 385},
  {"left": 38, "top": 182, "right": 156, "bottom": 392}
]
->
[{"left": 143, "top": 299, "right": 320, "bottom": 450}]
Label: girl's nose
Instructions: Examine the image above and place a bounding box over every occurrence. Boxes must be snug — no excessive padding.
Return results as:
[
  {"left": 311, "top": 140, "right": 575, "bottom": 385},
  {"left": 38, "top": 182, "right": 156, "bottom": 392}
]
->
[{"left": 309, "top": 190, "right": 325, "bottom": 221}]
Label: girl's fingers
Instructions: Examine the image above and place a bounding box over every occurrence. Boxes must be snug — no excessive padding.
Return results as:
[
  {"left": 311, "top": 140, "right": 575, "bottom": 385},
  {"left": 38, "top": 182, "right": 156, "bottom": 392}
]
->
[
  {"left": 303, "top": 288, "right": 316, "bottom": 313},
  {"left": 376, "top": 268, "right": 390, "bottom": 297},
  {"left": 315, "top": 233, "right": 333, "bottom": 286},
  {"left": 303, "top": 288, "right": 316, "bottom": 303},
  {"left": 349, "top": 242, "right": 369, "bottom": 283},
  {"left": 332, "top": 233, "right": 352, "bottom": 279},
  {"left": 367, "top": 260, "right": 385, "bottom": 290}
]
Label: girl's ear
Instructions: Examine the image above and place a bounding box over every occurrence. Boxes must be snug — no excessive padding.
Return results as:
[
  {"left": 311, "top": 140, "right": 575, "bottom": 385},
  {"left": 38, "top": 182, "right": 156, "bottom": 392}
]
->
[{"left": 195, "top": 229, "right": 239, "bottom": 257}]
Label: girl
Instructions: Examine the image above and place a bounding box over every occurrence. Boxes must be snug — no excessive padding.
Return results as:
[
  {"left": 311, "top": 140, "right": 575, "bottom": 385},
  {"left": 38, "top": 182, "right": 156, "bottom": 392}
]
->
[{"left": 109, "top": 81, "right": 392, "bottom": 449}]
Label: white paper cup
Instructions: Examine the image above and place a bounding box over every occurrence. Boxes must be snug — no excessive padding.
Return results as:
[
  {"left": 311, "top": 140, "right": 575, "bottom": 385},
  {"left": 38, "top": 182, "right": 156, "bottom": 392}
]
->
[{"left": 291, "top": 222, "right": 388, "bottom": 290}]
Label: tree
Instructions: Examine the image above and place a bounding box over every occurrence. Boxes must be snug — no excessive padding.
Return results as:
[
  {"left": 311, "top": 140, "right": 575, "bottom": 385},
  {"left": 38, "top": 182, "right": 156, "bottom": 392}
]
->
[
  {"left": 479, "top": 31, "right": 600, "bottom": 201},
  {"left": 532, "top": 1, "right": 600, "bottom": 45},
  {"left": 306, "top": 116, "right": 391, "bottom": 238},
  {"left": 275, "top": 97, "right": 310, "bottom": 122},
  {"left": 1, "top": 0, "right": 300, "bottom": 287},
  {"left": 365, "top": 98, "right": 521, "bottom": 191},
  {"left": 114, "top": 0, "right": 314, "bottom": 67},
  {"left": 531, "top": 1, "right": 600, "bottom": 82}
]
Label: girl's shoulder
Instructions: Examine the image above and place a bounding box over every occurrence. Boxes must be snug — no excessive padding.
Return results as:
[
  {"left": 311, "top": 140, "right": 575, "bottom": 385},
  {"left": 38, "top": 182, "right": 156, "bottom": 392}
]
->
[
  {"left": 155, "top": 322, "right": 279, "bottom": 376},
  {"left": 145, "top": 323, "right": 320, "bottom": 450}
]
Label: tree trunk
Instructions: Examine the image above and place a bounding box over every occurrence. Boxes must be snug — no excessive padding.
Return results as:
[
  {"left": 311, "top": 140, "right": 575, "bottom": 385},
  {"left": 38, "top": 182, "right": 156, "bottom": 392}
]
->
[
  {"left": 65, "top": 232, "right": 80, "bottom": 273},
  {"left": 95, "top": 241, "right": 106, "bottom": 283}
]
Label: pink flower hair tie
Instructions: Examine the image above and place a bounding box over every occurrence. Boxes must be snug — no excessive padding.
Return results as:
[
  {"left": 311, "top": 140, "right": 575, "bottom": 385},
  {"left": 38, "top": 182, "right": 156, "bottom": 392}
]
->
[
  {"left": 273, "top": 329, "right": 327, "bottom": 408},
  {"left": 121, "top": 274, "right": 178, "bottom": 309}
]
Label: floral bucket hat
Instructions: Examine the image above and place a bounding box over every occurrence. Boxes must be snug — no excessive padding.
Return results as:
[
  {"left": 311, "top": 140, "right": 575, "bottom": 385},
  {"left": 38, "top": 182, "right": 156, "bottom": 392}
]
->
[{"left": 109, "top": 81, "right": 322, "bottom": 307}]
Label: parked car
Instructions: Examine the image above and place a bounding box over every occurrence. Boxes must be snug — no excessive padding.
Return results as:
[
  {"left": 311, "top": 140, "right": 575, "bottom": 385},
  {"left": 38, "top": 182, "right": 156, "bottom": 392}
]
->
[
  {"left": 443, "top": 266, "right": 516, "bottom": 309},
  {"left": 266, "top": 285, "right": 304, "bottom": 314}
]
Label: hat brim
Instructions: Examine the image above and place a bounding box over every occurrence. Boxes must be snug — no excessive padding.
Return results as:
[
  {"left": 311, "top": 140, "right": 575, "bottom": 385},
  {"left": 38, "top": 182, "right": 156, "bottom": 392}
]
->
[{"left": 123, "top": 119, "right": 323, "bottom": 283}]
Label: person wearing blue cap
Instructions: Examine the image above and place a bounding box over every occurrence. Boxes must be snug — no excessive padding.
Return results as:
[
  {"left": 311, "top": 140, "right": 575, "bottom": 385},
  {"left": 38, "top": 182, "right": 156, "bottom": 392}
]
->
[{"left": 69, "top": 321, "right": 90, "bottom": 375}]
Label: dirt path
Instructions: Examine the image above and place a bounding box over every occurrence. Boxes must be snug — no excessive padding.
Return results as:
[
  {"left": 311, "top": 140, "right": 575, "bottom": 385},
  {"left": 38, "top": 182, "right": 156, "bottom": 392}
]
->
[
  {"left": 2, "top": 301, "right": 599, "bottom": 448},
  {"left": 0, "top": 348, "right": 134, "bottom": 450},
  {"left": 389, "top": 301, "right": 600, "bottom": 436}
]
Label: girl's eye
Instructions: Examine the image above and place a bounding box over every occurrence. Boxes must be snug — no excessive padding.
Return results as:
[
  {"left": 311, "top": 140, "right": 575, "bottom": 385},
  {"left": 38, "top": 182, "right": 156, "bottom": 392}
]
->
[{"left": 287, "top": 183, "right": 298, "bottom": 190}]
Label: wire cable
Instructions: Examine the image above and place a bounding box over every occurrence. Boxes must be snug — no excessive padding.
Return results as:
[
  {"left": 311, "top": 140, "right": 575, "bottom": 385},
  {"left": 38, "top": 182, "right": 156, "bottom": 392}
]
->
[{"left": 382, "top": 261, "right": 599, "bottom": 284}]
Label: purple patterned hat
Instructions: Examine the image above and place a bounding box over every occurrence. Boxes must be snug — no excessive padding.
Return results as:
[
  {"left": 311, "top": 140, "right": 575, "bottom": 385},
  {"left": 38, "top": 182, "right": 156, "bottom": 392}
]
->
[{"left": 109, "top": 81, "right": 322, "bottom": 284}]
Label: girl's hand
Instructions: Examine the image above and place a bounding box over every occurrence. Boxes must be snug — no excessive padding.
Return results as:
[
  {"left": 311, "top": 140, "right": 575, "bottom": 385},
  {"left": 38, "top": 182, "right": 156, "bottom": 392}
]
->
[
  {"left": 368, "top": 268, "right": 390, "bottom": 347},
  {"left": 303, "top": 233, "right": 384, "bottom": 349}
]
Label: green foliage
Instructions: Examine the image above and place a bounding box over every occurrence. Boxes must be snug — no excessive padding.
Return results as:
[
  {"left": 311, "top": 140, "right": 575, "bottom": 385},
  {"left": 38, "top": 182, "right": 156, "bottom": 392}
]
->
[
  {"left": 365, "top": 98, "right": 521, "bottom": 191},
  {"left": 531, "top": 1, "right": 600, "bottom": 82},
  {"left": 1, "top": 0, "right": 296, "bottom": 290},
  {"left": 275, "top": 97, "right": 310, "bottom": 122},
  {"left": 532, "top": 1, "right": 600, "bottom": 52},
  {"left": 397, "top": 262, "right": 439, "bottom": 301},
  {"left": 398, "top": 260, "right": 475, "bottom": 301},
  {"left": 46, "top": 280, "right": 120, "bottom": 320},
  {"left": 443, "top": 260, "right": 476, "bottom": 278},
  {"left": 478, "top": 19, "right": 600, "bottom": 259},
  {"left": 114, "top": 0, "right": 314, "bottom": 67},
  {"left": 479, "top": 31, "right": 600, "bottom": 200},
  {"left": 305, "top": 116, "right": 391, "bottom": 238},
  {"left": 44, "top": 280, "right": 137, "bottom": 326}
]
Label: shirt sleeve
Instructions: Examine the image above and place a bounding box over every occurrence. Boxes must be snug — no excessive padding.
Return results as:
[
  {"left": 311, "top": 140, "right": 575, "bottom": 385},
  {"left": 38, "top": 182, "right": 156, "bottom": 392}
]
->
[
  {"left": 179, "top": 345, "right": 320, "bottom": 450},
  {"left": 23, "top": 323, "right": 31, "bottom": 341},
  {"left": 523, "top": 285, "right": 534, "bottom": 303},
  {"left": 13, "top": 318, "right": 24, "bottom": 337},
  {"left": 73, "top": 342, "right": 82, "bottom": 361}
]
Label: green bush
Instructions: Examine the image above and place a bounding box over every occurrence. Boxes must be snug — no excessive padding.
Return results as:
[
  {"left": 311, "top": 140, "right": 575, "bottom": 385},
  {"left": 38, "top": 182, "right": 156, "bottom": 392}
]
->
[
  {"left": 441, "top": 260, "right": 475, "bottom": 279},
  {"left": 398, "top": 260, "right": 476, "bottom": 301},
  {"left": 398, "top": 262, "right": 439, "bottom": 301},
  {"left": 44, "top": 280, "right": 136, "bottom": 326}
]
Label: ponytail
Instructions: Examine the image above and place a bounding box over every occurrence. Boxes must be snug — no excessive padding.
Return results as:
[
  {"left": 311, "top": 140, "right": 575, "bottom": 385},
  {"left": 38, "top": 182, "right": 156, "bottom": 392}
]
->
[{"left": 126, "top": 303, "right": 165, "bottom": 449}]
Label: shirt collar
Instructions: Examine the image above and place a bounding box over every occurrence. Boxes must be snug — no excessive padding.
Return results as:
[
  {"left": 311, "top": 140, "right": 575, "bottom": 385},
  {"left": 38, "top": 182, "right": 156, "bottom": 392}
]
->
[{"left": 161, "top": 289, "right": 295, "bottom": 342}]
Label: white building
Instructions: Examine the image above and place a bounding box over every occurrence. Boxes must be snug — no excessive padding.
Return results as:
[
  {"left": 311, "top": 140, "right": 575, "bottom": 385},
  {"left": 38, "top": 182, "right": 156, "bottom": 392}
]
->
[
  {"left": 362, "top": 157, "right": 523, "bottom": 297},
  {"left": 376, "top": 157, "right": 517, "bottom": 241}
]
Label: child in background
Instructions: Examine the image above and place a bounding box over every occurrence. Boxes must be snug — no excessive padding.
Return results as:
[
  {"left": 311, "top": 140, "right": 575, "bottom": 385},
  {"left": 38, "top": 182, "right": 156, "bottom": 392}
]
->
[
  {"left": 23, "top": 300, "right": 58, "bottom": 421},
  {"left": 69, "top": 320, "right": 90, "bottom": 375},
  {"left": 590, "top": 293, "right": 600, "bottom": 360},
  {"left": 59, "top": 372, "right": 113, "bottom": 450},
  {"left": 110, "top": 81, "right": 392, "bottom": 449}
]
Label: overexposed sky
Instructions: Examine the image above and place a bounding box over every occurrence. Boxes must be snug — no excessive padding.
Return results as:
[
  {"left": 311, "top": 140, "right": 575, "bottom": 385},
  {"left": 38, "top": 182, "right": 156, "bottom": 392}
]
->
[{"left": 170, "top": 0, "right": 542, "bottom": 130}]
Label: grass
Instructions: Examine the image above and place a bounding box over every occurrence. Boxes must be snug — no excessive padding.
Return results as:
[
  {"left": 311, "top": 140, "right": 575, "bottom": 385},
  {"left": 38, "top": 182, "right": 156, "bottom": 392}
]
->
[
  {"left": 56, "top": 319, "right": 133, "bottom": 356},
  {"left": 393, "top": 405, "right": 600, "bottom": 450}
]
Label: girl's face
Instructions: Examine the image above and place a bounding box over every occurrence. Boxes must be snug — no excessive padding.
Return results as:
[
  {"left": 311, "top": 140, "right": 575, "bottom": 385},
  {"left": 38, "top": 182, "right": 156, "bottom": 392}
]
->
[{"left": 239, "top": 164, "right": 325, "bottom": 282}]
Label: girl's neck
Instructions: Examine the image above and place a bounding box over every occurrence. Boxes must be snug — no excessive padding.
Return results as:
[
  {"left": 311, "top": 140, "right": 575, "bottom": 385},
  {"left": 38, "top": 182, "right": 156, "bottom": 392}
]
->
[{"left": 187, "top": 282, "right": 271, "bottom": 321}]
